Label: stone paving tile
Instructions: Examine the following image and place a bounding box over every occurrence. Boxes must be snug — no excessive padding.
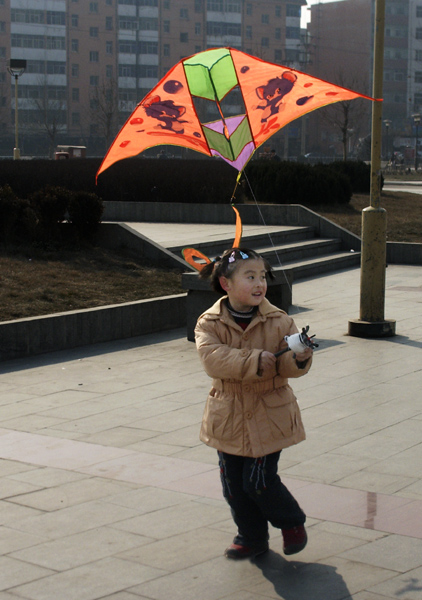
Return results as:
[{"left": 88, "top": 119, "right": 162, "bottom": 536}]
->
[
  {"left": 367, "top": 565, "right": 422, "bottom": 600},
  {"left": 0, "top": 556, "right": 54, "bottom": 592},
  {"left": 338, "top": 534, "right": 422, "bottom": 572},
  {"left": 9, "top": 527, "right": 153, "bottom": 572},
  {"left": 11, "top": 557, "right": 168, "bottom": 600}
]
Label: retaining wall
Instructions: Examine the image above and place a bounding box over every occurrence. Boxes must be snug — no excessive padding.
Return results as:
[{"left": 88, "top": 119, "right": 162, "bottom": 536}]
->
[{"left": 0, "top": 294, "right": 186, "bottom": 362}]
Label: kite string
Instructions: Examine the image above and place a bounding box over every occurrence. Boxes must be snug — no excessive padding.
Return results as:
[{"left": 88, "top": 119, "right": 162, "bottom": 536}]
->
[{"left": 240, "top": 170, "right": 294, "bottom": 301}]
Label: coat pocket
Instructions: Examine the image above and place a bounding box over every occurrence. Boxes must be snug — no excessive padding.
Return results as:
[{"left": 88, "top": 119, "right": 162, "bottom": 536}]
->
[
  {"left": 203, "top": 390, "right": 234, "bottom": 441},
  {"left": 260, "top": 388, "right": 298, "bottom": 439}
]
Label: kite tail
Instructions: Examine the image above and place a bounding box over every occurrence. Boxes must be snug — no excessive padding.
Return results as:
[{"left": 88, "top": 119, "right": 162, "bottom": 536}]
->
[{"left": 242, "top": 170, "right": 293, "bottom": 301}]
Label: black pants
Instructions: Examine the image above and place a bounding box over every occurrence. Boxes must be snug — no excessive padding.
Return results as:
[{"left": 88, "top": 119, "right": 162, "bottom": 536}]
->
[{"left": 218, "top": 450, "right": 306, "bottom": 546}]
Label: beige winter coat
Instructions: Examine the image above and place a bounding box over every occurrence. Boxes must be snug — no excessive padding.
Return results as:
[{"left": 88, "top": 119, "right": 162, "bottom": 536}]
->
[{"left": 195, "top": 297, "right": 312, "bottom": 458}]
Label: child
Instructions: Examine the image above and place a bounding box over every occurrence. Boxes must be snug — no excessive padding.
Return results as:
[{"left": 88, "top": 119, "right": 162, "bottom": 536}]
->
[{"left": 195, "top": 247, "right": 312, "bottom": 560}]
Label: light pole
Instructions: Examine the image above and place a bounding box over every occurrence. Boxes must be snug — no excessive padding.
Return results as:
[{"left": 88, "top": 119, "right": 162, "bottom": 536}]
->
[
  {"left": 348, "top": 0, "right": 395, "bottom": 338},
  {"left": 412, "top": 113, "right": 420, "bottom": 171},
  {"left": 7, "top": 58, "right": 26, "bottom": 160},
  {"left": 383, "top": 119, "right": 391, "bottom": 161}
]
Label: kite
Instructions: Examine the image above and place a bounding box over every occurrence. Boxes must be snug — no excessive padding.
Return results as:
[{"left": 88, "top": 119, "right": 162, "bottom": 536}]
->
[
  {"left": 96, "top": 47, "right": 378, "bottom": 270},
  {"left": 96, "top": 47, "right": 377, "bottom": 179}
]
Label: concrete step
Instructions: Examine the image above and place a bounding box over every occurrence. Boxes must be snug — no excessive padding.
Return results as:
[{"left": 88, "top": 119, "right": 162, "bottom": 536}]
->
[
  {"left": 252, "top": 238, "right": 343, "bottom": 265},
  {"left": 168, "top": 225, "right": 316, "bottom": 256},
  {"left": 277, "top": 250, "right": 361, "bottom": 280}
]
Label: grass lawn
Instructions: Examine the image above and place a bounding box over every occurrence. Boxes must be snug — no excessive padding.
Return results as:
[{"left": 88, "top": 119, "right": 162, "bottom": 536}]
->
[{"left": 1, "top": 190, "right": 420, "bottom": 322}]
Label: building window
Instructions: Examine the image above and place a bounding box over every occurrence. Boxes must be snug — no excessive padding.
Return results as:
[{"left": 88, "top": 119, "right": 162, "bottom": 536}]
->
[
  {"left": 261, "top": 37, "right": 269, "bottom": 47},
  {"left": 72, "top": 112, "right": 80, "bottom": 126},
  {"left": 417, "top": 6, "right": 422, "bottom": 18},
  {"left": 119, "top": 64, "right": 136, "bottom": 77},
  {"left": 207, "top": 21, "right": 241, "bottom": 36},
  {"left": 195, "top": 0, "right": 202, "bottom": 12},
  {"left": 286, "top": 4, "right": 300, "bottom": 18},
  {"left": 163, "top": 0, "right": 170, "bottom": 8},
  {"left": 71, "top": 14, "right": 78, "bottom": 27},
  {"left": 163, "top": 20, "right": 170, "bottom": 33},
  {"left": 195, "top": 22, "right": 201, "bottom": 34},
  {"left": 285, "top": 49, "right": 299, "bottom": 62},
  {"left": 106, "top": 16, "right": 113, "bottom": 30},
  {"left": 71, "top": 63, "right": 79, "bottom": 77},
  {"left": 47, "top": 61, "right": 66, "bottom": 74},
  {"left": 72, "top": 88, "right": 79, "bottom": 101},
  {"left": 71, "top": 39, "right": 79, "bottom": 52},
  {"left": 275, "top": 27, "right": 281, "bottom": 40},
  {"left": 286, "top": 27, "right": 300, "bottom": 39},
  {"left": 417, "top": 28, "right": 422, "bottom": 40},
  {"left": 90, "top": 51, "right": 99, "bottom": 62},
  {"left": 90, "top": 27, "right": 99, "bottom": 37},
  {"left": 207, "top": 0, "right": 223, "bottom": 10},
  {"left": 89, "top": 2, "right": 98, "bottom": 13},
  {"left": 163, "top": 43, "right": 170, "bottom": 56},
  {"left": 139, "top": 41, "right": 158, "bottom": 54},
  {"left": 416, "top": 50, "right": 422, "bottom": 61},
  {"left": 246, "top": 3, "right": 252, "bottom": 16},
  {"left": 180, "top": 8, "right": 188, "bottom": 18},
  {"left": 140, "top": 17, "right": 158, "bottom": 30},
  {"left": 415, "top": 71, "right": 422, "bottom": 83},
  {"left": 180, "top": 32, "right": 188, "bottom": 42},
  {"left": 106, "top": 41, "right": 113, "bottom": 54},
  {"left": 47, "top": 11, "right": 65, "bottom": 25},
  {"left": 139, "top": 65, "right": 158, "bottom": 77},
  {"left": 106, "top": 65, "right": 112, "bottom": 77},
  {"left": 90, "top": 75, "right": 99, "bottom": 86},
  {"left": 274, "top": 49, "right": 282, "bottom": 63},
  {"left": 262, "top": 14, "right": 269, "bottom": 24},
  {"left": 246, "top": 25, "right": 252, "bottom": 39},
  {"left": 275, "top": 4, "right": 281, "bottom": 17}
]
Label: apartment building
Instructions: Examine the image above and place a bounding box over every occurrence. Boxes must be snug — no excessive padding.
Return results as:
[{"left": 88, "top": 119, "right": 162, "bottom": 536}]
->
[
  {"left": 306, "top": 0, "right": 422, "bottom": 157},
  {"left": 0, "top": 0, "right": 305, "bottom": 157}
]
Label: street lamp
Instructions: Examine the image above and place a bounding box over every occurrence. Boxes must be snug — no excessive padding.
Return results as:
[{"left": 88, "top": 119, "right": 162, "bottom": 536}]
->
[
  {"left": 412, "top": 113, "right": 420, "bottom": 171},
  {"left": 383, "top": 119, "right": 391, "bottom": 161},
  {"left": 7, "top": 58, "right": 26, "bottom": 160}
]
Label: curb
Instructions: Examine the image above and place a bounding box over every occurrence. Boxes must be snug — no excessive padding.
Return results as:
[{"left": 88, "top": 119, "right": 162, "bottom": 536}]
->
[{"left": 0, "top": 294, "right": 187, "bottom": 363}]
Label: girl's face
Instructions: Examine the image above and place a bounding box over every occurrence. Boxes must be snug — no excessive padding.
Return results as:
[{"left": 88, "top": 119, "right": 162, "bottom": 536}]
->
[{"left": 220, "top": 258, "right": 268, "bottom": 312}]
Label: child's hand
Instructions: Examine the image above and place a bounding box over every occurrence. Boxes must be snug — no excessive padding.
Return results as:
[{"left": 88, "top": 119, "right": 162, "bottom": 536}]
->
[
  {"left": 259, "top": 351, "right": 277, "bottom": 372},
  {"left": 294, "top": 347, "right": 313, "bottom": 362}
]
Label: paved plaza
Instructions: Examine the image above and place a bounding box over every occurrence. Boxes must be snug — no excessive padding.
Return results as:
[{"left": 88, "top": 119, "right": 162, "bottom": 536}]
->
[{"left": 0, "top": 261, "right": 421, "bottom": 599}]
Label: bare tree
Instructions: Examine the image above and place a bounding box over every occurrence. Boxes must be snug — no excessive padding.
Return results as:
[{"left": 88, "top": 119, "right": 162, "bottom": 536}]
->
[
  {"left": 89, "top": 77, "right": 119, "bottom": 150},
  {"left": 29, "top": 77, "right": 67, "bottom": 157},
  {"left": 320, "top": 71, "right": 370, "bottom": 160}
]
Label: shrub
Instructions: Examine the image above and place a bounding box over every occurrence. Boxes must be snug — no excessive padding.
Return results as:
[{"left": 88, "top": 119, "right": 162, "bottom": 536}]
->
[
  {"left": 326, "top": 160, "right": 372, "bottom": 194},
  {"left": 68, "top": 191, "right": 104, "bottom": 239},
  {"left": 243, "top": 161, "right": 353, "bottom": 205},
  {"left": 0, "top": 185, "right": 38, "bottom": 244},
  {"left": 29, "top": 185, "right": 72, "bottom": 243}
]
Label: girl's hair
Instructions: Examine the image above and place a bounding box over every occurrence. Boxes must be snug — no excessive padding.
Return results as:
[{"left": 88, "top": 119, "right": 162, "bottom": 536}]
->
[{"left": 199, "top": 247, "right": 274, "bottom": 294}]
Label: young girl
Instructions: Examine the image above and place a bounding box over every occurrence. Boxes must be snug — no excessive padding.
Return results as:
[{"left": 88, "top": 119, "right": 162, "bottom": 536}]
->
[{"left": 195, "top": 247, "right": 313, "bottom": 560}]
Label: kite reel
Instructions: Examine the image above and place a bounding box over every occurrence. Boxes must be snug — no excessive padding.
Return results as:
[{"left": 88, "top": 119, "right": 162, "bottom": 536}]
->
[{"left": 274, "top": 326, "right": 318, "bottom": 358}]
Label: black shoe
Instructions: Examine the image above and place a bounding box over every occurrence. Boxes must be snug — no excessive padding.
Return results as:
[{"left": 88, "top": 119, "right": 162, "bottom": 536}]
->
[{"left": 225, "top": 541, "right": 269, "bottom": 559}]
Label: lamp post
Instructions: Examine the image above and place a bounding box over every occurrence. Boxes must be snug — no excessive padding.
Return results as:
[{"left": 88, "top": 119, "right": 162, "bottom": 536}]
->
[
  {"left": 7, "top": 58, "right": 26, "bottom": 160},
  {"left": 383, "top": 119, "right": 391, "bottom": 161},
  {"left": 412, "top": 113, "right": 420, "bottom": 171},
  {"left": 348, "top": 0, "right": 395, "bottom": 338}
]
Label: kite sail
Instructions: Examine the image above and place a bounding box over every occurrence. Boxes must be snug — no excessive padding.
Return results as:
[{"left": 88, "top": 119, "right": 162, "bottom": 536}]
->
[{"left": 97, "top": 47, "right": 377, "bottom": 179}]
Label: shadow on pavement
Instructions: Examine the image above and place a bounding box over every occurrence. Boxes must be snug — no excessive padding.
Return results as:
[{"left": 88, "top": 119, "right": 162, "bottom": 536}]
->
[{"left": 253, "top": 551, "right": 351, "bottom": 600}]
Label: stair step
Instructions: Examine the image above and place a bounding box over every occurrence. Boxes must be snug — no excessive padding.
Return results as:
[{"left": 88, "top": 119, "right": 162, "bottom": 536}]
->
[
  {"left": 273, "top": 251, "right": 361, "bottom": 280},
  {"left": 168, "top": 226, "right": 316, "bottom": 255},
  {"left": 253, "top": 238, "right": 342, "bottom": 262}
]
